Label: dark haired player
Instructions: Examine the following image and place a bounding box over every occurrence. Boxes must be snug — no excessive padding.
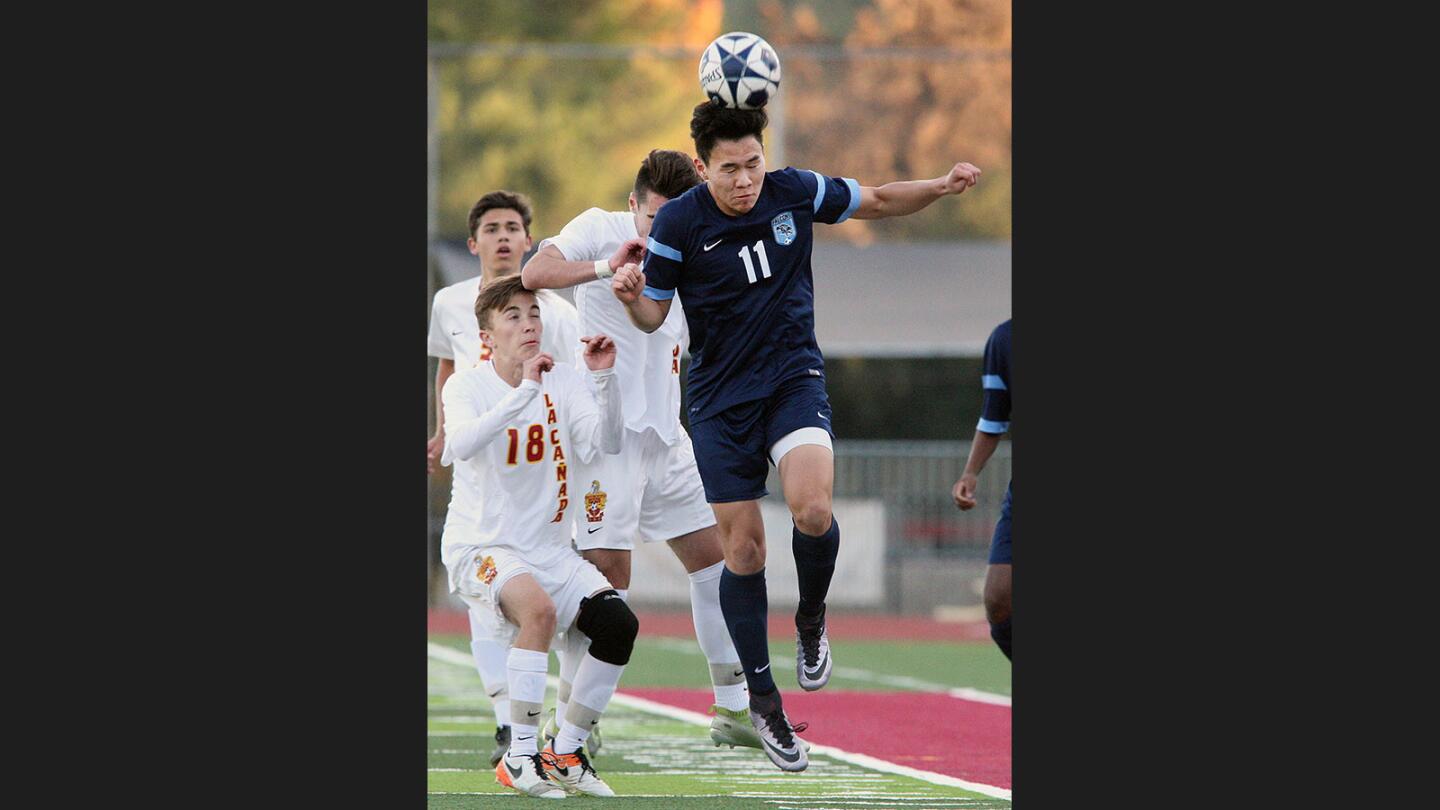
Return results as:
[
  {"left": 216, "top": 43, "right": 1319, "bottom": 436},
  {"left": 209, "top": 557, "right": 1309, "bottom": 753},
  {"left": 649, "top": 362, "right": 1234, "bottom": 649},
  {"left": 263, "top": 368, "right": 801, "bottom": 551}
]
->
[{"left": 611, "top": 100, "right": 981, "bottom": 771}]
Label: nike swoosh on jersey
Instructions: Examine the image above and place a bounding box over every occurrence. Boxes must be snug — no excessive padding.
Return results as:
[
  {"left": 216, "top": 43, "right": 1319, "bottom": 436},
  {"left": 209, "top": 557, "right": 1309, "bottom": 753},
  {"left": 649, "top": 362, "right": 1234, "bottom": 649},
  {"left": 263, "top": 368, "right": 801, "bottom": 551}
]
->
[
  {"left": 755, "top": 663, "right": 771, "bottom": 674},
  {"left": 817, "top": 412, "right": 829, "bottom": 420},
  {"left": 703, "top": 239, "right": 723, "bottom": 251},
  {"left": 587, "top": 527, "right": 603, "bottom": 534}
]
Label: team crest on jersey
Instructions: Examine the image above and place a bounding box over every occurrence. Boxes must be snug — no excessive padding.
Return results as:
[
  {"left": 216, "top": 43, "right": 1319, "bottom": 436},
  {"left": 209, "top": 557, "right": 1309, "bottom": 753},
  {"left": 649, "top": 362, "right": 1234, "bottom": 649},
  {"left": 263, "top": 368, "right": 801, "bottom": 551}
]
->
[
  {"left": 584, "top": 480, "right": 607, "bottom": 523},
  {"left": 476, "top": 555, "right": 497, "bottom": 585},
  {"left": 771, "top": 211, "right": 796, "bottom": 246}
]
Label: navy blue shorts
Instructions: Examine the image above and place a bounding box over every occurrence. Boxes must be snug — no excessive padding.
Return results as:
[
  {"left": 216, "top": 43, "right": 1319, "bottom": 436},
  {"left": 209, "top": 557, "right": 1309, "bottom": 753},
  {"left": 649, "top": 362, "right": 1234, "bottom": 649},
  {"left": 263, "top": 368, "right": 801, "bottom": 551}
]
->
[
  {"left": 988, "top": 481, "right": 1012, "bottom": 565},
  {"left": 688, "top": 375, "right": 834, "bottom": 503}
]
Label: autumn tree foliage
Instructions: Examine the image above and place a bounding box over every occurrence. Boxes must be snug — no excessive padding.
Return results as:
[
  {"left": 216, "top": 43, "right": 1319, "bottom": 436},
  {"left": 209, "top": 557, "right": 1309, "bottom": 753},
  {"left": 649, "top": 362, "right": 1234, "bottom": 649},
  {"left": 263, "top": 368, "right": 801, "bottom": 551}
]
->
[{"left": 761, "top": 0, "right": 1010, "bottom": 241}]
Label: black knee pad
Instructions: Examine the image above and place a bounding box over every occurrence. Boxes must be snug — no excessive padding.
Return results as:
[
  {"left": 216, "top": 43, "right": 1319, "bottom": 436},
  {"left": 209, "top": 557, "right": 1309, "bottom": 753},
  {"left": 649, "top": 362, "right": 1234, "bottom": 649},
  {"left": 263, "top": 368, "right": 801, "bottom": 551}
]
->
[{"left": 575, "top": 589, "right": 639, "bottom": 665}]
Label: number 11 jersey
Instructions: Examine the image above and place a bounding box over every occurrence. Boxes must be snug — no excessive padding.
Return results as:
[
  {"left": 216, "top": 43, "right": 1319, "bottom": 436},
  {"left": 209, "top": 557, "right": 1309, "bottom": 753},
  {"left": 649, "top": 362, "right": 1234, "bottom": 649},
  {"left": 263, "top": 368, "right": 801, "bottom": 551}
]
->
[{"left": 639, "top": 167, "right": 860, "bottom": 423}]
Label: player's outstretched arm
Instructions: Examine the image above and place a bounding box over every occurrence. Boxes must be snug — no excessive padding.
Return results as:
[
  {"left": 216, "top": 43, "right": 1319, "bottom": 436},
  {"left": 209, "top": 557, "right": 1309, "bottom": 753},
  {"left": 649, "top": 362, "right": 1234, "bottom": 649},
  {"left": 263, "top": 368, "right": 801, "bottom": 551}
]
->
[
  {"left": 571, "top": 334, "right": 624, "bottom": 459},
  {"left": 953, "top": 429, "right": 1002, "bottom": 510},
  {"left": 610, "top": 262, "right": 672, "bottom": 333},
  {"left": 440, "top": 366, "right": 546, "bottom": 464},
  {"left": 852, "top": 162, "right": 981, "bottom": 221},
  {"left": 521, "top": 239, "right": 646, "bottom": 291}
]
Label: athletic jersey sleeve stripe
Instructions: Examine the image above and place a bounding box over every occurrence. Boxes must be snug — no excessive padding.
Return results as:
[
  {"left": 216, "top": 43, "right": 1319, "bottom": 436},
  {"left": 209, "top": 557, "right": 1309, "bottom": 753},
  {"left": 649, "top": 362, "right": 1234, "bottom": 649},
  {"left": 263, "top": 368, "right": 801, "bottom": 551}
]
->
[
  {"left": 977, "top": 418, "right": 1010, "bottom": 434},
  {"left": 809, "top": 170, "right": 827, "bottom": 213},
  {"left": 642, "top": 286, "right": 676, "bottom": 300},
  {"left": 982, "top": 374, "right": 1008, "bottom": 390},
  {"left": 836, "top": 178, "right": 863, "bottom": 223},
  {"left": 646, "top": 236, "right": 682, "bottom": 262}
]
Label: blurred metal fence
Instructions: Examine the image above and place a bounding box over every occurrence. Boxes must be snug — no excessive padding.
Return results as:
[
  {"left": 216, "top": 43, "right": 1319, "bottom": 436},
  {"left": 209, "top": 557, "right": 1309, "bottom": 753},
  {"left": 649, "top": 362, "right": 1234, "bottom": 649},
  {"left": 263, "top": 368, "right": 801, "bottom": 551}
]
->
[{"left": 429, "top": 439, "right": 1010, "bottom": 614}]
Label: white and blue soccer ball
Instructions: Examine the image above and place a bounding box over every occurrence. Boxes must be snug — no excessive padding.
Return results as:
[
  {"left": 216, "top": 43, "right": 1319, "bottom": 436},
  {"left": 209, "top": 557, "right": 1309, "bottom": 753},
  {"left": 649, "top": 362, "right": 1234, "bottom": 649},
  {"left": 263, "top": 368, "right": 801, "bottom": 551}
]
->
[{"left": 698, "top": 31, "right": 781, "bottom": 110}]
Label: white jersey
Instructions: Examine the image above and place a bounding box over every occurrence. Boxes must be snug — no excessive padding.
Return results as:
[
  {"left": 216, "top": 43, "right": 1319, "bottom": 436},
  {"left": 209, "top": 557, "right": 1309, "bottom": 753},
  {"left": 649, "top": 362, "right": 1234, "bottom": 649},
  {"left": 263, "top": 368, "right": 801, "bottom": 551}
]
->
[
  {"left": 428, "top": 275, "right": 580, "bottom": 369},
  {"left": 538, "top": 208, "right": 689, "bottom": 445},
  {"left": 428, "top": 275, "right": 582, "bottom": 527},
  {"left": 439, "top": 362, "right": 622, "bottom": 587}
]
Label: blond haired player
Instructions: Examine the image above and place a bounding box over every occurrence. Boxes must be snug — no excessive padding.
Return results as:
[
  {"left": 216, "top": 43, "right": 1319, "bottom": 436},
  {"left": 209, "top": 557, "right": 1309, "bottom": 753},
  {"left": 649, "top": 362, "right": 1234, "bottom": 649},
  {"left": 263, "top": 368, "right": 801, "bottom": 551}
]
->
[
  {"left": 442, "top": 274, "right": 636, "bottom": 798},
  {"left": 427, "top": 190, "right": 581, "bottom": 766}
]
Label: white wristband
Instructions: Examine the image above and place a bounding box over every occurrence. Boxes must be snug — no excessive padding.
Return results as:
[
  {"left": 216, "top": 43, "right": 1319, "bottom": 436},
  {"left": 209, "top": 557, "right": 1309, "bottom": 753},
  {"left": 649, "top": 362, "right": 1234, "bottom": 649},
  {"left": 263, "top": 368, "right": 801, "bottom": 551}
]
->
[{"left": 594, "top": 259, "right": 614, "bottom": 280}]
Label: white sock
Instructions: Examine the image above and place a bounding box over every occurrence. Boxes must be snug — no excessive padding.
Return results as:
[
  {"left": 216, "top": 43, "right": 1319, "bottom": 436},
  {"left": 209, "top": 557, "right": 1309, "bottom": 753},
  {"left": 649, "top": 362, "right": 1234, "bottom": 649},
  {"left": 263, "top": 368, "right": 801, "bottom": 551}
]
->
[
  {"left": 506, "top": 647, "right": 549, "bottom": 756},
  {"left": 557, "top": 653, "right": 625, "bottom": 753},
  {"left": 554, "top": 719, "right": 592, "bottom": 756},
  {"left": 688, "top": 561, "right": 749, "bottom": 711},
  {"left": 554, "top": 629, "right": 589, "bottom": 731},
  {"left": 468, "top": 609, "right": 513, "bottom": 727}
]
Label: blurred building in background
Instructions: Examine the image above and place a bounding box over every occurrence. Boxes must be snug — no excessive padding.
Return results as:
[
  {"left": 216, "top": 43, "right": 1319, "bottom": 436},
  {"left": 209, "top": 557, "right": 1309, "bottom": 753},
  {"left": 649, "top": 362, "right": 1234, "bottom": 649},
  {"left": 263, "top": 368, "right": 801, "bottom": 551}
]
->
[{"left": 428, "top": 0, "right": 1011, "bottom": 617}]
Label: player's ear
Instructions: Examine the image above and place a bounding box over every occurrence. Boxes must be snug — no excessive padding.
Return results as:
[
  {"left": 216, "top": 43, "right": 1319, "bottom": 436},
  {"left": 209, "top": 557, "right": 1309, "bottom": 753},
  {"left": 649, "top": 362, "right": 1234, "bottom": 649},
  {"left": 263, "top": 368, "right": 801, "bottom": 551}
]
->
[
  {"left": 693, "top": 156, "right": 708, "bottom": 180},
  {"left": 466, "top": 236, "right": 479, "bottom": 256},
  {"left": 628, "top": 192, "right": 638, "bottom": 213}
]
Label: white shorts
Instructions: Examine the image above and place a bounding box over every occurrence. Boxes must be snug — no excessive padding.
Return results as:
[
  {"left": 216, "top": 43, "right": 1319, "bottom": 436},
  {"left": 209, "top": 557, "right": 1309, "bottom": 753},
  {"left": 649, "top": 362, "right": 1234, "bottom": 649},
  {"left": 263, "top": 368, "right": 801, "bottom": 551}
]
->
[
  {"left": 452, "top": 544, "right": 614, "bottom": 646},
  {"left": 573, "top": 426, "right": 716, "bottom": 552},
  {"left": 443, "top": 512, "right": 509, "bottom": 642}
]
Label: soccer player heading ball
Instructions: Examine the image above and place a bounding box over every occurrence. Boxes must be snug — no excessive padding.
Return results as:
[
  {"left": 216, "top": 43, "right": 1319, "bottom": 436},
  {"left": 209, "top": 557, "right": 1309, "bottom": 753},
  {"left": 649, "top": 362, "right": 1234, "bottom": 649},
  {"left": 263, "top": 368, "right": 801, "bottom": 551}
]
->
[{"left": 611, "top": 99, "right": 981, "bottom": 771}]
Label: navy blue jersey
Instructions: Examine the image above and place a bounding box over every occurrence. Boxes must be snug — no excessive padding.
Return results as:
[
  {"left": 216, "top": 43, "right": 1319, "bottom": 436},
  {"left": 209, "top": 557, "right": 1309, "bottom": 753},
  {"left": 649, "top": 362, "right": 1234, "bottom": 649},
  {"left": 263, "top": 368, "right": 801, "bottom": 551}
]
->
[
  {"left": 641, "top": 167, "right": 860, "bottom": 422},
  {"left": 977, "top": 319, "right": 1012, "bottom": 435}
]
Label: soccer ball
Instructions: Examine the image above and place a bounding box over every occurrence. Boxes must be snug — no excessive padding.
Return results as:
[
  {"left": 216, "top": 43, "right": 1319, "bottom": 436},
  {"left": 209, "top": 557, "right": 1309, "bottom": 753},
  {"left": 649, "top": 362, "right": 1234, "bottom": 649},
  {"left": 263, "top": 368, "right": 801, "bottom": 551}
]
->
[{"left": 698, "top": 31, "right": 781, "bottom": 110}]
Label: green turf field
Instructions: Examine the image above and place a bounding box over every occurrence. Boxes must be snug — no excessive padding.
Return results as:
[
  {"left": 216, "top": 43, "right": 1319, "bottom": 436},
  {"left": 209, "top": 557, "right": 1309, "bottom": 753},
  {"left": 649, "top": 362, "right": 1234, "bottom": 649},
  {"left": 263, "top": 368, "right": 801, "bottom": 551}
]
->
[{"left": 429, "top": 633, "right": 1011, "bottom": 808}]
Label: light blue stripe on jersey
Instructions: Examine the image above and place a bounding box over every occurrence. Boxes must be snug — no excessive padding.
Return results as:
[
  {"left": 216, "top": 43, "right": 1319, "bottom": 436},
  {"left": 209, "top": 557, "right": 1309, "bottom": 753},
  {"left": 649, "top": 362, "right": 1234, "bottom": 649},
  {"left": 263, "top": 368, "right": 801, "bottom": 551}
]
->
[
  {"left": 642, "top": 286, "right": 675, "bottom": 300},
  {"left": 983, "top": 374, "right": 1008, "bottom": 390},
  {"left": 837, "top": 178, "right": 862, "bottom": 223},
  {"left": 809, "top": 170, "right": 827, "bottom": 213},
  {"left": 647, "top": 236, "right": 682, "bottom": 261},
  {"left": 977, "top": 418, "right": 1010, "bottom": 434}
]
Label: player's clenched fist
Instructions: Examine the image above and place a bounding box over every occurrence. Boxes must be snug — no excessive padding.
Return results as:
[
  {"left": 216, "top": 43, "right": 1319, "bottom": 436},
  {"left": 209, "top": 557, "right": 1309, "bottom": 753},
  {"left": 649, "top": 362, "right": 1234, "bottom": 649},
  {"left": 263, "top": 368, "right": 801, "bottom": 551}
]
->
[
  {"left": 580, "top": 334, "right": 617, "bottom": 371},
  {"left": 941, "top": 162, "right": 981, "bottom": 195},
  {"left": 952, "top": 472, "right": 979, "bottom": 510},
  {"left": 522, "top": 352, "right": 555, "bottom": 383},
  {"left": 611, "top": 262, "right": 645, "bottom": 304},
  {"left": 608, "top": 238, "right": 646, "bottom": 274}
]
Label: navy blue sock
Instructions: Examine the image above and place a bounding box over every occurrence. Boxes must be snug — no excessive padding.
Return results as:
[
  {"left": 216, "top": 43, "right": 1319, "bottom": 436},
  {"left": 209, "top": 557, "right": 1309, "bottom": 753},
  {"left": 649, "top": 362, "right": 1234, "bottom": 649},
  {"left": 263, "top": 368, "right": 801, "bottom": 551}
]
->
[
  {"left": 990, "top": 617, "right": 1011, "bottom": 660},
  {"left": 792, "top": 515, "right": 839, "bottom": 618},
  {"left": 718, "top": 566, "right": 776, "bottom": 695}
]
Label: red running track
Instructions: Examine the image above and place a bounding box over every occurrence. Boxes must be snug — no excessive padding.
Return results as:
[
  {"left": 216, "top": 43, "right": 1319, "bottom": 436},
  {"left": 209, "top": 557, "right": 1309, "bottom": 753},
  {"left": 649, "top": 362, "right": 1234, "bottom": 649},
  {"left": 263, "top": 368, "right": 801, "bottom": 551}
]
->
[
  {"left": 429, "top": 609, "right": 991, "bottom": 642},
  {"left": 623, "top": 686, "right": 1011, "bottom": 790}
]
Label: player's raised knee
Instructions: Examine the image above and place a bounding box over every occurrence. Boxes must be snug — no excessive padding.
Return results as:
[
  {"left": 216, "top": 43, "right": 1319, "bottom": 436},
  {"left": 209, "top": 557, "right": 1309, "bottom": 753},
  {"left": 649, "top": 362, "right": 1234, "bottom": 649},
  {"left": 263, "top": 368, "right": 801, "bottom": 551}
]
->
[
  {"left": 576, "top": 589, "right": 639, "bottom": 665},
  {"left": 791, "top": 499, "right": 833, "bottom": 537}
]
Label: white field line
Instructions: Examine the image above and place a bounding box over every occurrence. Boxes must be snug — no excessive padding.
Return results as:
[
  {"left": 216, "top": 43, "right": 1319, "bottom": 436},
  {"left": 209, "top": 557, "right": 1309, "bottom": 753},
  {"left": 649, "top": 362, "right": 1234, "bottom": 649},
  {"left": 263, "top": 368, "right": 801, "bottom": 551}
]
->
[
  {"left": 641, "top": 636, "right": 1012, "bottom": 707},
  {"left": 429, "top": 643, "right": 1012, "bottom": 802}
]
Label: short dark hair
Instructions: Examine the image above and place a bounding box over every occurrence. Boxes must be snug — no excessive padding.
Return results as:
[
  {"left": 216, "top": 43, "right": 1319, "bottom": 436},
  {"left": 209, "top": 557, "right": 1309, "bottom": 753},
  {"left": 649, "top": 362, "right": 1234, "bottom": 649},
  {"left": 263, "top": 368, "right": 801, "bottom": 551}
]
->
[
  {"left": 474, "top": 274, "right": 536, "bottom": 330},
  {"left": 468, "top": 190, "right": 533, "bottom": 239},
  {"left": 634, "top": 149, "right": 703, "bottom": 201},
  {"left": 689, "top": 100, "right": 767, "bottom": 165}
]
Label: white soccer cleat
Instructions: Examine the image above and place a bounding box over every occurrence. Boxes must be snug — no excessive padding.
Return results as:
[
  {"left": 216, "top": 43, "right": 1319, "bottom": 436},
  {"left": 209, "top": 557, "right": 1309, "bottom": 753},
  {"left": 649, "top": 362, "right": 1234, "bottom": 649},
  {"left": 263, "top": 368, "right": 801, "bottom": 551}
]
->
[
  {"left": 494, "top": 751, "right": 568, "bottom": 799},
  {"left": 541, "top": 743, "right": 615, "bottom": 797},
  {"left": 749, "top": 705, "right": 810, "bottom": 772},
  {"left": 796, "top": 607, "right": 833, "bottom": 691}
]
